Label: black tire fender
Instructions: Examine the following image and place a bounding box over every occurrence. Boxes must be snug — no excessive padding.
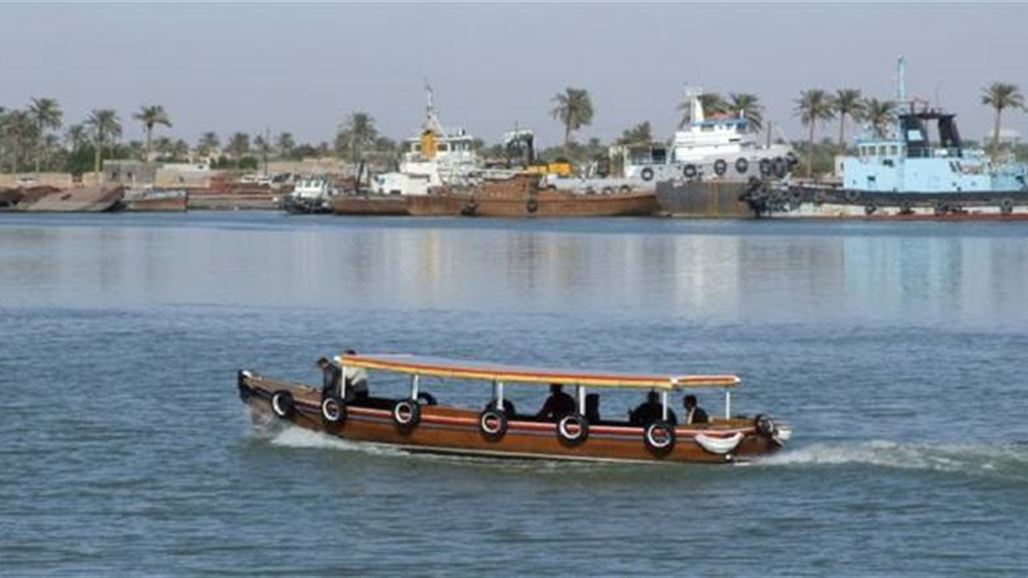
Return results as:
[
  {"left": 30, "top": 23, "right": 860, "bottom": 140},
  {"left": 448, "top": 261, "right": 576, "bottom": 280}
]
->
[
  {"left": 526, "top": 197, "right": 540, "bottom": 214},
  {"left": 640, "top": 167, "right": 654, "bottom": 182},
  {"left": 393, "top": 399, "right": 421, "bottom": 433},
  {"left": 735, "top": 157, "right": 749, "bottom": 174},
  {"left": 683, "top": 164, "right": 698, "bottom": 179},
  {"left": 755, "top": 414, "right": 776, "bottom": 437},
  {"left": 417, "top": 391, "right": 438, "bottom": 406},
  {"left": 271, "top": 390, "right": 295, "bottom": 419},
  {"left": 713, "top": 159, "right": 727, "bottom": 176},
  {"left": 321, "top": 396, "right": 347, "bottom": 424},
  {"left": 644, "top": 420, "right": 676, "bottom": 456},
  {"left": 479, "top": 409, "right": 508, "bottom": 442},
  {"left": 556, "top": 414, "right": 589, "bottom": 446}
]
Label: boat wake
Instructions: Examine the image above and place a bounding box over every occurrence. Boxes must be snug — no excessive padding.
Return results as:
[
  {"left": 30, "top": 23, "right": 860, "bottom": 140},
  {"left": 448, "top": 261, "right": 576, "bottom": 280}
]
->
[
  {"left": 267, "top": 426, "right": 408, "bottom": 458},
  {"left": 759, "top": 440, "right": 1028, "bottom": 480}
]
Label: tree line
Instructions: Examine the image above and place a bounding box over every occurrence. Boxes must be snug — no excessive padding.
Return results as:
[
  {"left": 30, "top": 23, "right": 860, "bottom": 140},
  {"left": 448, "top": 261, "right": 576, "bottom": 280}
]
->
[{"left": 1, "top": 82, "right": 1024, "bottom": 178}]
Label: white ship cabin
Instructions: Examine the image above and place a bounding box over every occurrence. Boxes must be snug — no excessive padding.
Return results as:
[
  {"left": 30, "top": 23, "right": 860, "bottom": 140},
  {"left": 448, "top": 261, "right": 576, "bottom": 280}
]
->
[{"left": 670, "top": 92, "right": 761, "bottom": 162}]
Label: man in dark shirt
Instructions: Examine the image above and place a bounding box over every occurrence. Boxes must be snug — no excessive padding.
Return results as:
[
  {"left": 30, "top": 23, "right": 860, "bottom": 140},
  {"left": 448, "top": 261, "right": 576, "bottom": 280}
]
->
[
  {"left": 318, "top": 356, "right": 342, "bottom": 398},
  {"left": 630, "top": 390, "right": 678, "bottom": 426},
  {"left": 535, "top": 384, "right": 576, "bottom": 420},
  {"left": 683, "top": 394, "right": 709, "bottom": 425}
]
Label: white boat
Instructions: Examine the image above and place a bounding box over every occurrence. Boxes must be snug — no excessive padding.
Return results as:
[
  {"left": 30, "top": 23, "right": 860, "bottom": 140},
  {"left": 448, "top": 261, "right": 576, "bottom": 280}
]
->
[
  {"left": 372, "top": 87, "right": 482, "bottom": 196},
  {"left": 282, "top": 177, "right": 338, "bottom": 214},
  {"left": 545, "top": 89, "right": 796, "bottom": 193}
]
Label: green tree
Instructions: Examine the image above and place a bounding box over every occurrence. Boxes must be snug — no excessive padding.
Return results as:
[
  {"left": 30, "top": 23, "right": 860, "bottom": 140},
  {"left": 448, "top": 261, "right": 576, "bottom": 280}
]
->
[
  {"left": 227, "top": 132, "right": 250, "bottom": 167},
  {"left": 196, "top": 132, "right": 220, "bottom": 158},
  {"left": 551, "top": 87, "right": 594, "bottom": 148},
  {"left": 275, "top": 132, "right": 295, "bottom": 159},
  {"left": 3, "top": 110, "right": 36, "bottom": 174},
  {"left": 616, "top": 121, "right": 652, "bottom": 145},
  {"left": 133, "top": 104, "right": 172, "bottom": 164},
  {"left": 28, "top": 97, "right": 62, "bottom": 174},
  {"left": 832, "top": 89, "right": 864, "bottom": 148},
  {"left": 337, "top": 112, "right": 378, "bottom": 162},
  {"left": 794, "top": 89, "right": 835, "bottom": 177},
  {"left": 254, "top": 133, "right": 270, "bottom": 173},
  {"left": 863, "top": 98, "right": 896, "bottom": 139},
  {"left": 86, "top": 109, "right": 122, "bottom": 176},
  {"left": 728, "top": 93, "right": 763, "bottom": 130},
  {"left": 65, "top": 123, "right": 87, "bottom": 153},
  {"left": 981, "top": 82, "right": 1025, "bottom": 153},
  {"left": 171, "top": 139, "right": 190, "bottom": 162}
]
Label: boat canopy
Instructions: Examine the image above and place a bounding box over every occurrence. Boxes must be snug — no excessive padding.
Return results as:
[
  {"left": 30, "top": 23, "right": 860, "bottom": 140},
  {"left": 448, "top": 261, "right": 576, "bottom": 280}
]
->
[{"left": 338, "top": 353, "right": 739, "bottom": 390}]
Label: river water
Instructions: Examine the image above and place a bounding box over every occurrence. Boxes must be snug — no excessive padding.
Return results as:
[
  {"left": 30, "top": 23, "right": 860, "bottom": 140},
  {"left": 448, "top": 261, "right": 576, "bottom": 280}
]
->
[{"left": 2, "top": 212, "right": 1027, "bottom": 576}]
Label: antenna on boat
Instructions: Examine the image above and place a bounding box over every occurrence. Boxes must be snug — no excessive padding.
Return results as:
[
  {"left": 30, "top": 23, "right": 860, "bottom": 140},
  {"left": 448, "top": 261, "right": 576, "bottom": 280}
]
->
[
  {"left": 422, "top": 78, "right": 444, "bottom": 136},
  {"left": 896, "top": 56, "right": 906, "bottom": 103}
]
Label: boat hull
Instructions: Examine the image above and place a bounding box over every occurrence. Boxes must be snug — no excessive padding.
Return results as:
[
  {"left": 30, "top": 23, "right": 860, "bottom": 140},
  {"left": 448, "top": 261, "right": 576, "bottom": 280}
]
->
[
  {"left": 331, "top": 195, "right": 409, "bottom": 216},
  {"left": 239, "top": 373, "right": 782, "bottom": 464},
  {"left": 122, "top": 194, "right": 188, "bottom": 212},
  {"left": 469, "top": 191, "right": 659, "bottom": 218},
  {"left": 656, "top": 180, "right": 754, "bottom": 218}
]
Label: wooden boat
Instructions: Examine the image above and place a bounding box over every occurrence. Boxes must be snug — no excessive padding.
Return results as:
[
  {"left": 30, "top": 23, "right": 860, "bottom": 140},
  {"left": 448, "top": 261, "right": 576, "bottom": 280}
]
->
[
  {"left": 121, "top": 189, "right": 188, "bottom": 212},
  {"left": 237, "top": 353, "right": 791, "bottom": 464}
]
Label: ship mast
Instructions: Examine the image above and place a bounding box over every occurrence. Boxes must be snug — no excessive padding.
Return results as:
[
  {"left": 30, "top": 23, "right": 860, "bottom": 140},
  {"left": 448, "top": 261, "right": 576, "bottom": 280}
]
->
[{"left": 423, "top": 80, "right": 445, "bottom": 136}]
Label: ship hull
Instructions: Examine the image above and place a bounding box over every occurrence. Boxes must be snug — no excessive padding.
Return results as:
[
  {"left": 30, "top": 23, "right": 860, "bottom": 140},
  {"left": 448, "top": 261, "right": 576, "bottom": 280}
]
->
[
  {"left": 331, "top": 195, "right": 409, "bottom": 216},
  {"left": 655, "top": 180, "right": 755, "bottom": 218},
  {"left": 469, "top": 192, "right": 658, "bottom": 217}
]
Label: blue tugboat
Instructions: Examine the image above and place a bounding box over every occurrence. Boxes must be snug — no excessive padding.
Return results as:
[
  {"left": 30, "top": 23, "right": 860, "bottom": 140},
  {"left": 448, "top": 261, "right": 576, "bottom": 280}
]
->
[{"left": 768, "top": 58, "right": 1028, "bottom": 218}]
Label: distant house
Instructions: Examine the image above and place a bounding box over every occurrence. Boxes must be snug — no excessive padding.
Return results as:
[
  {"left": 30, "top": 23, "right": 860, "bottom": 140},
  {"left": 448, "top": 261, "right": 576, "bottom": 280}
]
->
[
  {"left": 102, "top": 160, "right": 155, "bottom": 185},
  {"left": 986, "top": 128, "right": 1022, "bottom": 146}
]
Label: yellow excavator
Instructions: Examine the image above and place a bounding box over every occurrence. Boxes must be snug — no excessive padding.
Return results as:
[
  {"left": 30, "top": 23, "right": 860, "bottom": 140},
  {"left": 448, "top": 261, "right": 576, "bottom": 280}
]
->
[{"left": 503, "top": 130, "right": 572, "bottom": 177}]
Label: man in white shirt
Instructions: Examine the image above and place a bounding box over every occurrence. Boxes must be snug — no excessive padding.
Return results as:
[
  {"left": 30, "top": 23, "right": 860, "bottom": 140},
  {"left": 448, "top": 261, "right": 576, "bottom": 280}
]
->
[{"left": 341, "top": 349, "right": 369, "bottom": 401}]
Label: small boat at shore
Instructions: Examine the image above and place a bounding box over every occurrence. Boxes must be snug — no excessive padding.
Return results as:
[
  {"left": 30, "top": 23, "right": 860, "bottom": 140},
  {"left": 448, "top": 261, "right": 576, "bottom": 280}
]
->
[{"left": 238, "top": 353, "right": 790, "bottom": 463}]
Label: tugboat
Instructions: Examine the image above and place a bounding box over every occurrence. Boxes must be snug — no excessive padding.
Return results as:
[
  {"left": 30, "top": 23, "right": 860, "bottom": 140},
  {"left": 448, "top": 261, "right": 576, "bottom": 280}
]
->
[
  {"left": 282, "top": 177, "right": 338, "bottom": 214},
  {"left": 767, "top": 58, "right": 1028, "bottom": 219}
]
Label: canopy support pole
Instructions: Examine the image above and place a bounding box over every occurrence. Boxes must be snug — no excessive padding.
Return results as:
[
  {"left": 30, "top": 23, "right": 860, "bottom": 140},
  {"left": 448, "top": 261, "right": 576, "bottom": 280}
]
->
[
  {"left": 497, "top": 381, "right": 504, "bottom": 409},
  {"left": 724, "top": 389, "right": 731, "bottom": 419},
  {"left": 577, "top": 386, "right": 586, "bottom": 416},
  {"left": 411, "top": 374, "right": 420, "bottom": 401},
  {"left": 661, "top": 391, "right": 669, "bottom": 421}
]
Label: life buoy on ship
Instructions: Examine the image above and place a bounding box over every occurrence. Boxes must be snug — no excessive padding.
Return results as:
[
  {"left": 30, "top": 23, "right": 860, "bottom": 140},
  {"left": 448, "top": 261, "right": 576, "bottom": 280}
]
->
[
  {"left": 735, "top": 158, "right": 749, "bottom": 174},
  {"left": 644, "top": 420, "right": 676, "bottom": 456},
  {"left": 479, "top": 408, "right": 508, "bottom": 442},
  {"left": 713, "top": 159, "right": 728, "bottom": 176},
  {"left": 392, "top": 399, "right": 421, "bottom": 433},
  {"left": 526, "top": 198, "right": 540, "bottom": 214},
  {"left": 321, "top": 395, "right": 347, "bottom": 425},
  {"left": 759, "top": 158, "right": 772, "bottom": 177},
  {"left": 683, "top": 164, "right": 698, "bottom": 179},
  {"left": 641, "top": 167, "right": 654, "bottom": 182},
  {"left": 619, "top": 185, "right": 633, "bottom": 194},
  {"left": 556, "top": 413, "right": 589, "bottom": 446},
  {"left": 271, "top": 390, "right": 295, "bottom": 419}
]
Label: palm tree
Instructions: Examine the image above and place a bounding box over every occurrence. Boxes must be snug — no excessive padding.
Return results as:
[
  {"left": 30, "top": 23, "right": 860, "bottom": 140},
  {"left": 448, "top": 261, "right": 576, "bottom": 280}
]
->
[
  {"left": 196, "top": 132, "right": 220, "bottom": 158},
  {"left": 28, "top": 97, "right": 62, "bottom": 174},
  {"left": 616, "top": 121, "right": 652, "bottom": 146},
  {"left": 133, "top": 105, "right": 171, "bottom": 164},
  {"left": 794, "top": 89, "right": 835, "bottom": 177},
  {"left": 3, "top": 109, "right": 34, "bottom": 174},
  {"left": 727, "top": 93, "right": 763, "bottom": 130},
  {"left": 863, "top": 98, "right": 896, "bottom": 139},
  {"left": 65, "top": 123, "right": 87, "bottom": 153},
  {"left": 86, "top": 109, "right": 122, "bottom": 177},
  {"left": 227, "top": 132, "right": 250, "bottom": 167},
  {"left": 171, "top": 139, "right": 190, "bottom": 162},
  {"left": 551, "top": 87, "right": 594, "bottom": 148},
  {"left": 338, "top": 112, "right": 378, "bottom": 162},
  {"left": 275, "top": 132, "right": 295, "bottom": 159},
  {"left": 831, "top": 89, "right": 864, "bottom": 148},
  {"left": 254, "top": 132, "right": 271, "bottom": 174},
  {"left": 153, "top": 136, "right": 173, "bottom": 159},
  {"left": 981, "top": 82, "right": 1025, "bottom": 153}
]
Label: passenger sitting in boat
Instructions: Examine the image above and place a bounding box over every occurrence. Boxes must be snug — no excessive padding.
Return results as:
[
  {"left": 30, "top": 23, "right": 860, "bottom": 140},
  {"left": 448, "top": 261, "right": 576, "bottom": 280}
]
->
[
  {"left": 585, "top": 393, "right": 601, "bottom": 423},
  {"left": 535, "top": 384, "right": 576, "bottom": 420},
  {"left": 683, "top": 394, "right": 709, "bottom": 425},
  {"left": 342, "top": 349, "right": 369, "bottom": 402},
  {"left": 318, "top": 356, "right": 341, "bottom": 398},
  {"left": 629, "top": 390, "right": 677, "bottom": 426}
]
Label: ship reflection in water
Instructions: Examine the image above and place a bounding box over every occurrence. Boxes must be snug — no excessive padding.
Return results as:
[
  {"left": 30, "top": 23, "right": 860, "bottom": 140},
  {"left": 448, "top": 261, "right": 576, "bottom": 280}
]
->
[{"left": 1, "top": 214, "right": 1026, "bottom": 329}]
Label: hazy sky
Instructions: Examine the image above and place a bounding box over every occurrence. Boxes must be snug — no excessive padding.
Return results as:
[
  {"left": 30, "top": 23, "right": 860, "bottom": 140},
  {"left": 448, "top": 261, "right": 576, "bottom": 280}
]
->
[{"left": 2, "top": 3, "right": 1026, "bottom": 148}]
